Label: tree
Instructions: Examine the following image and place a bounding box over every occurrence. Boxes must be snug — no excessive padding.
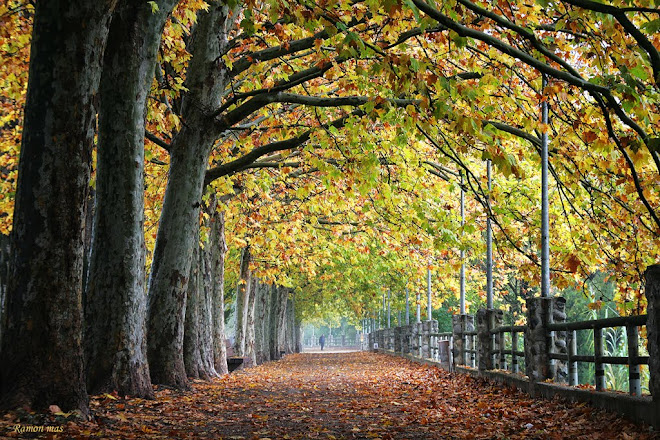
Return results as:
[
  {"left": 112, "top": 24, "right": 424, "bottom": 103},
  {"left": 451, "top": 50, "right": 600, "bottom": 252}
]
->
[
  {"left": 146, "top": 1, "right": 239, "bottom": 389},
  {"left": 84, "top": 0, "right": 179, "bottom": 399},
  {"left": 0, "top": 0, "right": 116, "bottom": 415},
  {"left": 233, "top": 247, "right": 252, "bottom": 357},
  {"left": 210, "top": 206, "right": 229, "bottom": 375}
]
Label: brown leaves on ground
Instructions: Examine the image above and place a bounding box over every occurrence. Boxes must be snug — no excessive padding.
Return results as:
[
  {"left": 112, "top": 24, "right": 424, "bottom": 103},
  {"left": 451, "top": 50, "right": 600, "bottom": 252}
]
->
[{"left": 1, "top": 352, "right": 657, "bottom": 439}]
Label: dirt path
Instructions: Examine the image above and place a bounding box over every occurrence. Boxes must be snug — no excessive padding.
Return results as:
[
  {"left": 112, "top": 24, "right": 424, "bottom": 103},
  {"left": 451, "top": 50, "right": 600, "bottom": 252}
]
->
[{"left": 2, "top": 352, "right": 657, "bottom": 439}]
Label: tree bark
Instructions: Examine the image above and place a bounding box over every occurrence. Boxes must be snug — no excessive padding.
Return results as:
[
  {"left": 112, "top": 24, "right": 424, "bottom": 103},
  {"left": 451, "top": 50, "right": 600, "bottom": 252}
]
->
[
  {"left": 292, "top": 294, "right": 302, "bottom": 353},
  {"left": 0, "top": 0, "right": 116, "bottom": 416},
  {"left": 146, "top": 1, "right": 236, "bottom": 389},
  {"left": 210, "top": 208, "right": 229, "bottom": 375},
  {"left": 184, "top": 241, "right": 204, "bottom": 379},
  {"left": 285, "top": 298, "right": 295, "bottom": 354},
  {"left": 255, "top": 281, "right": 271, "bottom": 364},
  {"left": 269, "top": 286, "right": 288, "bottom": 360},
  {"left": 198, "top": 232, "right": 218, "bottom": 378},
  {"left": 245, "top": 276, "right": 258, "bottom": 367},
  {"left": 84, "top": 0, "right": 176, "bottom": 399},
  {"left": 233, "top": 247, "right": 252, "bottom": 357},
  {"left": 0, "top": 233, "right": 10, "bottom": 349}
]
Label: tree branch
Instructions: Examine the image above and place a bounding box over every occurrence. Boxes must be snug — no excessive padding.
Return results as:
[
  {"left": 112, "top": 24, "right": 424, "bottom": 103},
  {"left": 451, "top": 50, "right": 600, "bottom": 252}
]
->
[
  {"left": 145, "top": 130, "right": 171, "bottom": 153},
  {"left": 205, "top": 110, "right": 365, "bottom": 186},
  {"left": 216, "top": 92, "right": 418, "bottom": 132},
  {"left": 229, "top": 29, "right": 330, "bottom": 78},
  {"left": 410, "top": 0, "right": 610, "bottom": 95},
  {"left": 560, "top": 0, "right": 660, "bottom": 85}
]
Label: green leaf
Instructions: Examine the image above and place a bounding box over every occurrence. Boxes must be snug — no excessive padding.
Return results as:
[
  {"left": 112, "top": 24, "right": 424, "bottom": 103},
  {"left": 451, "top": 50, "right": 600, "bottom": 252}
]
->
[
  {"left": 148, "top": 1, "right": 159, "bottom": 13},
  {"left": 403, "top": 0, "right": 420, "bottom": 22},
  {"left": 648, "top": 137, "right": 660, "bottom": 154},
  {"left": 641, "top": 19, "right": 660, "bottom": 34}
]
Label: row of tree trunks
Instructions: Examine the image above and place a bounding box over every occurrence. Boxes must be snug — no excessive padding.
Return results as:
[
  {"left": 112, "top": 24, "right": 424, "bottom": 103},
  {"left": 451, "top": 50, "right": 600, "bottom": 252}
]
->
[
  {"left": 0, "top": 0, "right": 298, "bottom": 415},
  {"left": 0, "top": 0, "right": 118, "bottom": 416},
  {"left": 228, "top": 279, "right": 294, "bottom": 367}
]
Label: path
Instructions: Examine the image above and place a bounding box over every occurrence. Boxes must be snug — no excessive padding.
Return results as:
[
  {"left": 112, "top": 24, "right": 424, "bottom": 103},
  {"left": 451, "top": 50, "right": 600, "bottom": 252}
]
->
[{"left": 2, "top": 352, "right": 656, "bottom": 439}]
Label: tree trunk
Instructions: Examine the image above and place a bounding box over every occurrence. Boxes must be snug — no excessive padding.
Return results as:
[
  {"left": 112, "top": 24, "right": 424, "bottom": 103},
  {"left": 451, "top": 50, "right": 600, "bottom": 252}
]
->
[
  {"left": 269, "top": 286, "right": 288, "bottom": 360},
  {"left": 184, "top": 241, "right": 202, "bottom": 379},
  {"left": 0, "top": 233, "right": 10, "bottom": 349},
  {"left": 295, "top": 323, "right": 303, "bottom": 353},
  {"left": 211, "top": 208, "right": 228, "bottom": 375},
  {"left": 0, "top": 0, "right": 116, "bottom": 416},
  {"left": 84, "top": 0, "right": 176, "bottom": 399},
  {"left": 291, "top": 294, "right": 302, "bottom": 354},
  {"left": 198, "top": 234, "right": 218, "bottom": 378},
  {"left": 245, "top": 276, "right": 258, "bottom": 367},
  {"left": 233, "top": 247, "right": 252, "bottom": 357},
  {"left": 255, "top": 281, "right": 271, "bottom": 364},
  {"left": 81, "top": 189, "right": 94, "bottom": 299},
  {"left": 291, "top": 292, "right": 302, "bottom": 353},
  {"left": 146, "top": 2, "right": 235, "bottom": 389},
  {"left": 285, "top": 298, "right": 295, "bottom": 354},
  {"left": 184, "top": 239, "right": 217, "bottom": 380}
]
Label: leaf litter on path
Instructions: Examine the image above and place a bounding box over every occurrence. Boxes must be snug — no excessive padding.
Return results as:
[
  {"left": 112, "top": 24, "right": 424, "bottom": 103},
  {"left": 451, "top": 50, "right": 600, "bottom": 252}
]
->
[{"left": 1, "top": 352, "right": 657, "bottom": 439}]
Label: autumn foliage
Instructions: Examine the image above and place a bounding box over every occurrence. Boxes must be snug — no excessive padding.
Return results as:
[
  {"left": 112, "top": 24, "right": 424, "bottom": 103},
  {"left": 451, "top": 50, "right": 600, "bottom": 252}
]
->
[
  {"left": 1, "top": 0, "right": 659, "bottom": 423},
  {"left": 1, "top": 352, "right": 655, "bottom": 439}
]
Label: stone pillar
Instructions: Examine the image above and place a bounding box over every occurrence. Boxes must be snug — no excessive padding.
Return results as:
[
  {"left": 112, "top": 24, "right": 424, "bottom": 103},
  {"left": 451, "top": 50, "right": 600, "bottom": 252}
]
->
[
  {"left": 646, "top": 265, "right": 660, "bottom": 401},
  {"left": 551, "top": 297, "right": 568, "bottom": 383},
  {"left": 417, "top": 322, "right": 424, "bottom": 357},
  {"left": 525, "top": 297, "right": 566, "bottom": 382},
  {"left": 394, "top": 326, "right": 402, "bottom": 353},
  {"left": 402, "top": 325, "right": 410, "bottom": 354},
  {"left": 420, "top": 320, "right": 433, "bottom": 358},
  {"left": 420, "top": 321, "right": 427, "bottom": 358},
  {"left": 452, "top": 314, "right": 474, "bottom": 366},
  {"left": 425, "top": 320, "right": 438, "bottom": 360},
  {"left": 452, "top": 315, "right": 464, "bottom": 365},
  {"left": 465, "top": 315, "right": 476, "bottom": 367},
  {"left": 411, "top": 322, "right": 419, "bottom": 357},
  {"left": 477, "top": 309, "right": 502, "bottom": 371}
]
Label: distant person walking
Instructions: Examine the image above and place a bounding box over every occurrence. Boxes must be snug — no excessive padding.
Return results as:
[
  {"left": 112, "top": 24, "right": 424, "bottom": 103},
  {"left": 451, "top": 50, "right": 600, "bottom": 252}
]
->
[{"left": 319, "top": 334, "right": 326, "bottom": 350}]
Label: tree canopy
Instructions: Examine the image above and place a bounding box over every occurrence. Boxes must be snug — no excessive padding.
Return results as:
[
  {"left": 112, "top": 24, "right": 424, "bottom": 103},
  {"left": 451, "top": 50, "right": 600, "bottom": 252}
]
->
[{"left": 1, "top": 0, "right": 658, "bottom": 329}]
